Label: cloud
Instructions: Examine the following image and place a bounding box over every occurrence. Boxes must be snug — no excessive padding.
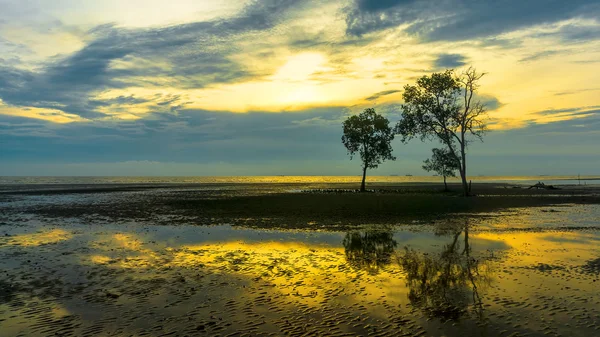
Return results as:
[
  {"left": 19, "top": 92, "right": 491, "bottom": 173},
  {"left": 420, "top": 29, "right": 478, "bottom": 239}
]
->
[
  {"left": 553, "top": 88, "right": 600, "bottom": 96},
  {"left": 434, "top": 54, "right": 467, "bottom": 68},
  {"left": 0, "top": 105, "right": 351, "bottom": 164},
  {"left": 573, "top": 59, "right": 600, "bottom": 64},
  {"left": 531, "top": 22, "right": 600, "bottom": 43},
  {"left": 355, "top": 0, "right": 419, "bottom": 12},
  {"left": 0, "top": 114, "right": 61, "bottom": 138},
  {"left": 0, "top": 37, "right": 30, "bottom": 65},
  {"left": 519, "top": 50, "right": 562, "bottom": 62},
  {"left": 490, "top": 105, "right": 600, "bottom": 129},
  {"left": 534, "top": 105, "right": 600, "bottom": 117},
  {"left": 345, "top": 0, "right": 600, "bottom": 42},
  {"left": 2, "top": 104, "right": 599, "bottom": 175},
  {"left": 365, "top": 90, "right": 401, "bottom": 101},
  {"left": 0, "top": 0, "right": 305, "bottom": 119},
  {"left": 479, "top": 95, "right": 503, "bottom": 111}
]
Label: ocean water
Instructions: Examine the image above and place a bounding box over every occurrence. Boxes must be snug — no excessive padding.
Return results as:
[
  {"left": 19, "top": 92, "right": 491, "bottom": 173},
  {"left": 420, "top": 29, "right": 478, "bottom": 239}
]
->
[{"left": 0, "top": 175, "right": 598, "bottom": 186}]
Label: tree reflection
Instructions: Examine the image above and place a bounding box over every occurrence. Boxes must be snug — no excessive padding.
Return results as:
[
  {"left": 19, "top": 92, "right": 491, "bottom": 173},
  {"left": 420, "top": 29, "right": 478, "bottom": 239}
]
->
[
  {"left": 398, "top": 222, "right": 492, "bottom": 321},
  {"left": 343, "top": 229, "right": 397, "bottom": 274}
]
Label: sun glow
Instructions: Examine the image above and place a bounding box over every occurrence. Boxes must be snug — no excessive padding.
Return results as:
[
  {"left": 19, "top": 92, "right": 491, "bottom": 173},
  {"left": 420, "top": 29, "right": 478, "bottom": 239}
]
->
[{"left": 272, "top": 53, "right": 327, "bottom": 82}]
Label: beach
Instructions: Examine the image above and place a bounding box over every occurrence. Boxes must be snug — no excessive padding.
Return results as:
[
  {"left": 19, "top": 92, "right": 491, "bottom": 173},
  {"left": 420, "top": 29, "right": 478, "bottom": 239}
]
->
[
  {"left": 1, "top": 180, "right": 599, "bottom": 336},
  {"left": 3, "top": 0, "right": 599, "bottom": 335}
]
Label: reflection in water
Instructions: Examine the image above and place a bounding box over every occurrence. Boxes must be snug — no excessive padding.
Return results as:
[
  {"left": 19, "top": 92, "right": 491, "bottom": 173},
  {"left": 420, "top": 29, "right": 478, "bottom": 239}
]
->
[
  {"left": 582, "top": 257, "right": 600, "bottom": 274},
  {"left": 2, "top": 216, "right": 600, "bottom": 336},
  {"left": 343, "top": 229, "right": 397, "bottom": 274},
  {"left": 398, "top": 223, "right": 492, "bottom": 321}
]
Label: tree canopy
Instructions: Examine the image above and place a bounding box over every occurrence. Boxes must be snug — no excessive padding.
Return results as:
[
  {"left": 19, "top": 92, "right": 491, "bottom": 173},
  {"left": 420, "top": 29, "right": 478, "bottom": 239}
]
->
[
  {"left": 342, "top": 108, "right": 395, "bottom": 191},
  {"left": 396, "top": 67, "right": 488, "bottom": 196}
]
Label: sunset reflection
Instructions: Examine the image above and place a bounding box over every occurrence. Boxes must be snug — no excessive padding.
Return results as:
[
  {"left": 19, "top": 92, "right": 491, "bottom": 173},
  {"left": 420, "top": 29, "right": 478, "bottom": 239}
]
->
[
  {"left": 0, "top": 228, "right": 73, "bottom": 247},
  {"left": 398, "top": 223, "right": 494, "bottom": 321},
  {"left": 3, "top": 212, "right": 598, "bottom": 336}
]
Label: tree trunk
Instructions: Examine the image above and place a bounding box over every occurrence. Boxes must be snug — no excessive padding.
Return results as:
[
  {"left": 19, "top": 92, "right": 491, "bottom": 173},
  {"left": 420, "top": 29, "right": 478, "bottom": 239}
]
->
[
  {"left": 443, "top": 175, "right": 448, "bottom": 191},
  {"left": 460, "top": 138, "right": 469, "bottom": 196},
  {"left": 459, "top": 167, "right": 468, "bottom": 196},
  {"left": 360, "top": 166, "right": 367, "bottom": 192}
]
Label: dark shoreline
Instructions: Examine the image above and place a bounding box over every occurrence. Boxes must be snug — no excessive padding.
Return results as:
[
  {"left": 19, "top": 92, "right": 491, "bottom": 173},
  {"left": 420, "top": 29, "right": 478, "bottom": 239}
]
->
[
  {"left": 3, "top": 182, "right": 599, "bottom": 229},
  {"left": 1, "top": 180, "right": 598, "bottom": 194}
]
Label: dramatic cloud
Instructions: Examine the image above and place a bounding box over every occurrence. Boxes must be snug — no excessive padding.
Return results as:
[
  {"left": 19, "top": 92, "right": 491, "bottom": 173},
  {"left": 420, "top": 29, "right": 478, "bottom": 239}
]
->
[
  {"left": 0, "top": 0, "right": 305, "bottom": 118},
  {"left": 434, "top": 54, "right": 468, "bottom": 69},
  {"left": 346, "top": 0, "right": 600, "bottom": 41},
  {"left": 0, "top": 106, "right": 351, "bottom": 164},
  {"left": 1, "top": 0, "right": 599, "bottom": 175},
  {"left": 2, "top": 104, "right": 598, "bottom": 175}
]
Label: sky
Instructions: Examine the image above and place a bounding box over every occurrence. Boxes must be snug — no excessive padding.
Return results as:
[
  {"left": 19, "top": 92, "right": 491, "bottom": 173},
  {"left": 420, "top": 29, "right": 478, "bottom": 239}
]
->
[{"left": 0, "top": 0, "right": 599, "bottom": 176}]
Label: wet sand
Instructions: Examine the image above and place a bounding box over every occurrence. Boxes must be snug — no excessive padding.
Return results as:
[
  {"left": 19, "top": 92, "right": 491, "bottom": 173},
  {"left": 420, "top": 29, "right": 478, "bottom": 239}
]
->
[
  {"left": 2, "top": 182, "right": 599, "bottom": 229},
  {"left": 1, "top": 183, "right": 599, "bottom": 336}
]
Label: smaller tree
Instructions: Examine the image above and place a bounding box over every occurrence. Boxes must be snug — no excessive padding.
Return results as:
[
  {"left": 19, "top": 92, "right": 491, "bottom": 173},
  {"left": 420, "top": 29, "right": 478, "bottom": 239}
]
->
[
  {"left": 422, "top": 148, "right": 460, "bottom": 191},
  {"left": 342, "top": 108, "right": 395, "bottom": 192}
]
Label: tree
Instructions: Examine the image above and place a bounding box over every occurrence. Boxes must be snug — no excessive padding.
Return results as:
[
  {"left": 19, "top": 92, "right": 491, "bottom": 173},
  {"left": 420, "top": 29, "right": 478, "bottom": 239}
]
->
[
  {"left": 397, "top": 221, "right": 492, "bottom": 321},
  {"left": 344, "top": 229, "right": 397, "bottom": 274},
  {"left": 423, "top": 148, "right": 460, "bottom": 191},
  {"left": 342, "top": 108, "right": 395, "bottom": 192},
  {"left": 396, "top": 67, "right": 488, "bottom": 196}
]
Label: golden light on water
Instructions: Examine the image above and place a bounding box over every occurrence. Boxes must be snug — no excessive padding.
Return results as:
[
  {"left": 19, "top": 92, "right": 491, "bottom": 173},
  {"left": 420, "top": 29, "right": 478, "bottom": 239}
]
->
[
  {"left": 2, "top": 205, "right": 600, "bottom": 336},
  {"left": 0, "top": 229, "right": 73, "bottom": 247}
]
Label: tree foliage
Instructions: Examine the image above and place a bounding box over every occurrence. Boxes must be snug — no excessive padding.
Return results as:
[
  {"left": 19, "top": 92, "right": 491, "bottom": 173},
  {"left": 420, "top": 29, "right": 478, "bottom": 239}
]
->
[
  {"left": 423, "top": 148, "right": 460, "bottom": 190},
  {"left": 396, "top": 67, "right": 488, "bottom": 196},
  {"left": 342, "top": 108, "right": 395, "bottom": 191}
]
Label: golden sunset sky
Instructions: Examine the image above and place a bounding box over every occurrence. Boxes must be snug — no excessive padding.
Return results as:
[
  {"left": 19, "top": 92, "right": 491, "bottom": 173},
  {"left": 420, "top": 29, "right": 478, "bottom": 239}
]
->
[{"left": 1, "top": 0, "right": 599, "bottom": 175}]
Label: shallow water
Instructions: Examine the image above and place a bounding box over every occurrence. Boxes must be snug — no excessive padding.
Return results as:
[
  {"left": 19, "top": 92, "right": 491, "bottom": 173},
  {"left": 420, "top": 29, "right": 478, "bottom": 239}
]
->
[
  {"left": 1, "top": 205, "right": 599, "bottom": 336},
  {"left": 1, "top": 174, "right": 599, "bottom": 190}
]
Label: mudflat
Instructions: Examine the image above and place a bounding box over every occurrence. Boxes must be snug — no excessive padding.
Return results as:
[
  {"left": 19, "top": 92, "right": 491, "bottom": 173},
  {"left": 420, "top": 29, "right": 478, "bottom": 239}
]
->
[
  {"left": 3, "top": 182, "right": 600, "bottom": 228},
  {"left": 1, "top": 182, "right": 599, "bottom": 336}
]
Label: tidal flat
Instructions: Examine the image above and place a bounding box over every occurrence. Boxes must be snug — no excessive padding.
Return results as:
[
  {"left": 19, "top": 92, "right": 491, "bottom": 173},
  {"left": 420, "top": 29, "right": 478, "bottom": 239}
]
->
[{"left": 1, "top": 183, "right": 599, "bottom": 336}]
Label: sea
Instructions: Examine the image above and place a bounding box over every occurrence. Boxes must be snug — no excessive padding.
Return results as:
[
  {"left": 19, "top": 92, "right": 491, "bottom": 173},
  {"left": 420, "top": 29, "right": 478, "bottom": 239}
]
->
[{"left": 0, "top": 175, "right": 598, "bottom": 186}]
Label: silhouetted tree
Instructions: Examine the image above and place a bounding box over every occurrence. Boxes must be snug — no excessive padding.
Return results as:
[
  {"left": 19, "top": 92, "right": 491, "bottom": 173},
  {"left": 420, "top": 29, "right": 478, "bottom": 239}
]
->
[
  {"left": 343, "top": 229, "right": 397, "bottom": 274},
  {"left": 423, "top": 148, "right": 460, "bottom": 191},
  {"left": 396, "top": 67, "right": 488, "bottom": 196},
  {"left": 342, "top": 108, "right": 395, "bottom": 192},
  {"left": 397, "top": 222, "right": 491, "bottom": 321}
]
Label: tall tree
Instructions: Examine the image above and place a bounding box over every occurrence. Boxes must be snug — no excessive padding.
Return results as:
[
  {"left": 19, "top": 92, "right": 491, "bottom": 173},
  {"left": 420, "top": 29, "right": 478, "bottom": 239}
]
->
[
  {"left": 423, "top": 148, "right": 460, "bottom": 191},
  {"left": 396, "top": 67, "right": 488, "bottom": 196},
  {"left": 342, "top": 108, "right": 395, "bottom": 192}
]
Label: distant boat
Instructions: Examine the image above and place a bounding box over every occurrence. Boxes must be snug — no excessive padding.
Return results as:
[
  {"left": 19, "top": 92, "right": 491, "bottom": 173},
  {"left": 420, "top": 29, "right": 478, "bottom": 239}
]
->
[{"left": 405, "top": 174, "right": 413, "bottom": 177}]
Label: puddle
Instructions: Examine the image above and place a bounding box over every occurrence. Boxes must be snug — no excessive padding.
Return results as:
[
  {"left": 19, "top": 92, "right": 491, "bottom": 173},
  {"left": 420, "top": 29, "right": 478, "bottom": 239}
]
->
[{"left": 1, "top": 209, "right": 599, "bottom": 337}]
